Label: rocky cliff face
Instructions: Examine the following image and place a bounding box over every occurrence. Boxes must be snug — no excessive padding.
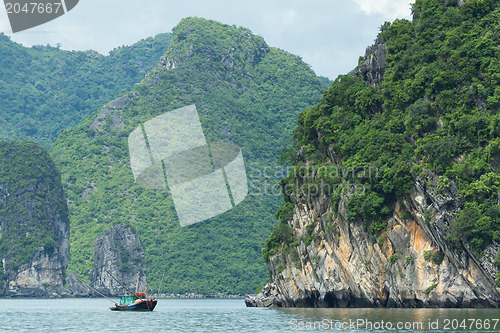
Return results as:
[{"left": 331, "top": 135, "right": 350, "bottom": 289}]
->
[
  {"left": 66, "top": 272, "right": 91, "bottom": 297},
  {"left": 247, "top": 170, "right": 500, "bottom": 308},
  {"left": 89, "top": 223, "right": 146, "bottom": 296},
  {"left": 6, "top": 248, "right": 70, "bottom": 297},
  {"left": 355, "top": 35, "right": 387, "bottom": 87},
  {"left": 0, "top": 142, "right": 70, "bottom": 297},
  {"left": 247, "top": 3, "right": 500, "bottom": 306}
]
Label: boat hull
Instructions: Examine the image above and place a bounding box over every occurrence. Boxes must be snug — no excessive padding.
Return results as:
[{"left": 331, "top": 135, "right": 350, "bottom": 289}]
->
[{"left": 110, "top": 299, "right": 157, "bottom": 312}]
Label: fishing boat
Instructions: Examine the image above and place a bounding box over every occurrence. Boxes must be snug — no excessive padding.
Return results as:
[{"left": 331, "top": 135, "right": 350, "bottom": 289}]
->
[
  {"left": 109, "top": 292, "right": 157, "bottom": 312},
  {"left": 109, "top": 272, "right": 160, "bottom": 312},
  {"left": 75, "top": 270, "right": 162, "bottom": 312}
]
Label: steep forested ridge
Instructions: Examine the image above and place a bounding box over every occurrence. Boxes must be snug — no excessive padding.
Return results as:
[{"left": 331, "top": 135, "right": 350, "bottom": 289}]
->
[
  {"left": 50, "top": 17, "right": 325, "bottom": 293},
  {"left": 0, "top": 141, "right": 69, "bottom": 295},
  {"left": 267, "top": 0, "right": 500, "bottom": 286},
  {"left": 0, "top": 33, "right": 171, "bottom": 147}
]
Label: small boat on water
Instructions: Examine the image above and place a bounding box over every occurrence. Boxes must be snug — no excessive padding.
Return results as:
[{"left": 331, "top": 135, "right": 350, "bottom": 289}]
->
[
  {"left": 110, "top": 292, "right": 157, "bottom": 312},
  {"left": 75, "top": 270, "right": 161, "bottom": 312}
]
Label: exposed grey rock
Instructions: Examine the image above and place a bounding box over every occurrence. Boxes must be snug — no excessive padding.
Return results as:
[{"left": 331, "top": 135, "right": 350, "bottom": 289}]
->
[
  {"left": 480, "top": 246, "right": 499, "bottom": 280},
  {"left": 245, "top": 283, "right": 284, "bottom": 307},
  {"left": 89, "top": 95, "right": 129, "bottom": 132},
  {"left": 66, "top": 273, "right": 91, "bottom": 297},
  {"left": 450, "top": 0, "right": 466, "bottom": 6},
  {"left": 355, "top": 35, "right": 387, "bottom": 87},
  {"left": 90, "top": 223, "right": 146, "bottom": 296},
  {"left": 4, "top": 248, "right": 71, "bottom": 297}
]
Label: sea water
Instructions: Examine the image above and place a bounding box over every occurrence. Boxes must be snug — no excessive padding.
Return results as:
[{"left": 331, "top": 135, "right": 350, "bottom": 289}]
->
[{"left": 0, "top": 298, "right": 499, "bottom": 332}]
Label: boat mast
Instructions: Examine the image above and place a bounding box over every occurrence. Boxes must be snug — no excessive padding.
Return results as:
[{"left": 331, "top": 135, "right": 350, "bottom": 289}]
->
[
  {"left": 135, "top": 273, "right": 140, "bottom": 294},
  {"left": 75, "top": 275, "right": 117, "bottom": 304},
  {"left": 157, "top": 272, "right": 165, "bottom": 296},
  {"left": 105, "top": 270, "right": 134, "bottom": 295}
]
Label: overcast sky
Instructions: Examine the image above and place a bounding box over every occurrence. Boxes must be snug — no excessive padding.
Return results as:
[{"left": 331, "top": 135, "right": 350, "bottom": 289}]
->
[{"left": 0, "top": 0, "right": 414, "bottom": 79}]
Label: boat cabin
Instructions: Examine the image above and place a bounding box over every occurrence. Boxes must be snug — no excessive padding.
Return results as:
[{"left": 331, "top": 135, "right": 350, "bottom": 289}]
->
[{"left": 119, "top": 292, "right": 147, "bottom": 305}]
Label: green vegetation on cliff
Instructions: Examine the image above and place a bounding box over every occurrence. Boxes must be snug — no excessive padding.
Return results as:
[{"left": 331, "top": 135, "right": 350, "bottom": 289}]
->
[
  {"left": 0, "top": 33, "right": 171, "bottom": 147},
  {"left": 0, "top": 141, "right": 69, "bottom": 273},
  {"left": 50, "top": 17, "right": 324, "bottom": 293},
  {"left": 270, "top": 0, "right": 500, "bottom": 259}
]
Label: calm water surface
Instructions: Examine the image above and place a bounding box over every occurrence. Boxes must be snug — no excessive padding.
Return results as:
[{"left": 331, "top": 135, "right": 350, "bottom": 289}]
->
[{"left": 0, "top": 298, "right": 499, "bottom": 332}]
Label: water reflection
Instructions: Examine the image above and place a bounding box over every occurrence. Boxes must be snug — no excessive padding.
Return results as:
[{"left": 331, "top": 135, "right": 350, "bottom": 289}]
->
[{"left": 273, "top": 307, "right": 500, "bottom": 332}]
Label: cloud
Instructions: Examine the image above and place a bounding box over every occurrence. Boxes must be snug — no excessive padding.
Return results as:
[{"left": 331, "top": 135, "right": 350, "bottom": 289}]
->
[
  {"left": 353, "top": 0, "right": 414, "bottom": 20},
  {"left": 0, "top": 8, "right": 11, "bottom": 32}
]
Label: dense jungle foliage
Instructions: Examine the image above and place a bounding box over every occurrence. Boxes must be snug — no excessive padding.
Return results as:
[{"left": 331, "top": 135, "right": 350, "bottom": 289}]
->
[
  {"left": 266, "top": 0, "right": 500, "bottom": 265},
  {"left": 50, "top": 17, "right": 325, "bottom": 293},
  {"left": 0, "top": 32, "right": 171, "bottom": 147}
]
